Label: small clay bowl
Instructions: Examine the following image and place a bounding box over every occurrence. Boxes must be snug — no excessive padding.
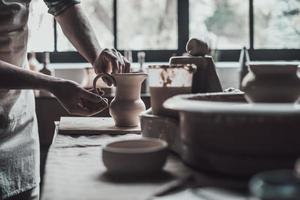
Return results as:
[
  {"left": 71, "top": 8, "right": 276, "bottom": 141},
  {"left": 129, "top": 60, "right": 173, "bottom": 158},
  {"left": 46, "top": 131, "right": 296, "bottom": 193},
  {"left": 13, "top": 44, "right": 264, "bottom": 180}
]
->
[{"left": 102, "top": 138, "right": 168, "bottom": 175}]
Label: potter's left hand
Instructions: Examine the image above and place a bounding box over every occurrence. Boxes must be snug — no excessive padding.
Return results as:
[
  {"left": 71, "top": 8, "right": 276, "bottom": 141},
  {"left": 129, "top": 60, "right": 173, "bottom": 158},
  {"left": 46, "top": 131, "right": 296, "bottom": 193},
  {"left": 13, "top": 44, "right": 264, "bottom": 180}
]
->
[
  {"left": 51, "top": 79, "right": 108, "bottom": 116},
  {"left": 93, "top": 48, "right": 130, "bottom": 75}
]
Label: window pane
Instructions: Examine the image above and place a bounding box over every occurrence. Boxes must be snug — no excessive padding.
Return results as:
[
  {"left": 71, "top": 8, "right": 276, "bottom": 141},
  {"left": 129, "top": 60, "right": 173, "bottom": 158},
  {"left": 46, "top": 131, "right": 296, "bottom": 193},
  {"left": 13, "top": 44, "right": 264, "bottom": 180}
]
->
[
  {"left": 254, "top": 0, "right": 300, "bottom": 49},
  {"left": 57, "top": 0, "right": 114, "bottom": 51},
  {"left": 28, "top": 0, "right": 54, "bottom": 51},
  {"left": 189, "top": 0, "right": 249, "bottom": 49},
  {"left": 117, "top": 0, "right": 178, "bottom": 50}
]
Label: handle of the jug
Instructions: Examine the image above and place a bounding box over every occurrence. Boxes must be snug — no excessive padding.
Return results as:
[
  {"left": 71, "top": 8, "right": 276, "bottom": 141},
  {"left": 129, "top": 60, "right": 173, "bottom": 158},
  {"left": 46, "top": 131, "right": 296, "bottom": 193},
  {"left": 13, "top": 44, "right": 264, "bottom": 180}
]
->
[{"left": 93, "top": 73, "right": 116, "bottom": 96}]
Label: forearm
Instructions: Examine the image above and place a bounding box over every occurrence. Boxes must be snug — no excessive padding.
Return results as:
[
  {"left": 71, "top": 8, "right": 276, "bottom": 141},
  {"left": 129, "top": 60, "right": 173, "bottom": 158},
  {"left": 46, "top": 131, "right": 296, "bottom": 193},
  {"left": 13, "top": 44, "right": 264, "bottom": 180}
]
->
[
  {"left": 0, "top": 60, "right": 61, "bottom": 92},
  {"left": 55, "top": 4, "right": 101, "bottom": 65}
]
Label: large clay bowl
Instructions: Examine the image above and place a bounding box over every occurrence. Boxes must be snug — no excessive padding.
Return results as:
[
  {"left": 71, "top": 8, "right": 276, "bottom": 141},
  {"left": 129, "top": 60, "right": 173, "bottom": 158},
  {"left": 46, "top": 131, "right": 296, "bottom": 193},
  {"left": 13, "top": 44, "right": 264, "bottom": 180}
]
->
[{"left": 164, "top": 92, "right": 300, "bottom": 177}]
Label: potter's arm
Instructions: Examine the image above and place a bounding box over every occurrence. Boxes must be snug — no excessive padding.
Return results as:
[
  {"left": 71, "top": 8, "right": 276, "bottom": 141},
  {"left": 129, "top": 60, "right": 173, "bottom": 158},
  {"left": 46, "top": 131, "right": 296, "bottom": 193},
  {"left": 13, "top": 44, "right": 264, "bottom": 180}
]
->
[
  {"left": 0, "top": 60, "right": 106, "bottom": 116},
  {"left": 54, "top": 4, "right": 101, "bottom": 66},
  {"left": 0, "top": 59, "right": 63, "bottom": 90},
  {"left": 42, "top": 0, "right": 98, "bottom": 63},
  {"left": 46, "top": 2, "right": 130, "bottom": 73}
]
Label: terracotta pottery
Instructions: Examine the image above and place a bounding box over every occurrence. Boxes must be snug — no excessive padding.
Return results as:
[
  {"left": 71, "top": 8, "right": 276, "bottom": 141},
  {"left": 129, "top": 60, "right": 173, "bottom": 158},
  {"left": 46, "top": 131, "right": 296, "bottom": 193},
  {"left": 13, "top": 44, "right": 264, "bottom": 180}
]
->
[
  {"left": 241, "top": 62, "right": 300, "bottom": 103},
  {"left": 93, "top": 73, "right": 147, "bottom": 127}
]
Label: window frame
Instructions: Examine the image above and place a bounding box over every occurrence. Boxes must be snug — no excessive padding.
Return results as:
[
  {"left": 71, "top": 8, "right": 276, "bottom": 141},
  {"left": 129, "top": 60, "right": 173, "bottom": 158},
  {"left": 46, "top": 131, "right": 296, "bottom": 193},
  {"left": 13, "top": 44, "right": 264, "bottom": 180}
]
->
[{"left": 35, "top": 0, "right": 300, "bottom": 63}]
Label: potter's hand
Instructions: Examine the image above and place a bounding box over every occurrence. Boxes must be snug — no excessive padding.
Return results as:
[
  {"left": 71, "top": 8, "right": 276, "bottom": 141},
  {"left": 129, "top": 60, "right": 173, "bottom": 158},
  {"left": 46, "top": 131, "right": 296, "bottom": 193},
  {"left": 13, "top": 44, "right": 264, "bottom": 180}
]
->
[
  {"left": 93, "top": 48, "right": 130, "bottom": 74},
  {"left": 51, "top": 80, "right": 108, "bottom": 116}
]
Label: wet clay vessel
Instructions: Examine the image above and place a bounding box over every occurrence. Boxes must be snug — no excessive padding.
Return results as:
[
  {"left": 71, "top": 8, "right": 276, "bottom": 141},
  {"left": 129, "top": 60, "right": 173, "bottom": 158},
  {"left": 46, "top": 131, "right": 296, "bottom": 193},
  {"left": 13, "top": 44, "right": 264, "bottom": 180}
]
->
[
  {"left": 93, "top": 73, "right": 147, "bottom": 127},
  {"left": 242, "top": 62, "right": 300, "bottom": 103}
]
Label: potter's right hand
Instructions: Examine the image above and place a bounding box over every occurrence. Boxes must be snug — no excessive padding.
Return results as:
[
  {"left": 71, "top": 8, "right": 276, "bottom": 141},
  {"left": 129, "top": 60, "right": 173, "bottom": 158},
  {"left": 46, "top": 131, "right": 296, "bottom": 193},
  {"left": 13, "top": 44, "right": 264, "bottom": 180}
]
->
[
  {"left": 93, "top": 48, "right": 131, "bottom": 74},
  {"left": 51, "top": 79, "right": 108, "bottom": 116}
]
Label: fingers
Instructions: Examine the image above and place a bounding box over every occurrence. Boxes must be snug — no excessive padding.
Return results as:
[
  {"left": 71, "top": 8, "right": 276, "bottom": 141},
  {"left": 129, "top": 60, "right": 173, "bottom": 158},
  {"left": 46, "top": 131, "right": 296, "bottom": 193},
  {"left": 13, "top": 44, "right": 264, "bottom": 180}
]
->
[
  {"left": 76, "top": 100, "right": 107, "bottom": 116},
  {"left": 75, "top": 103, "right": 90, "bottom": 116},
  {"left": 94, "top": 48, "right": 131, "bottom": 74},
  {"left": 106, "top": 49, "right": 118, "bottom": 60},
  {"left": 116, "top": 52, "right": 126, "bottom": 73},
  {"left": 102, "top": 50, "right": 119, "bottom": 74},
  {"left": 111, "top": 59, "right": 120, "bottom": 74},
  {"left": 69, "top": 104, "right": 101, "bottom": 117},
  {"left": 68, "top": 99, "right": 107, "bottom": 117},
  {"left": 80, "top": 89, "right": 108, "bottom": 115},
  {"left": 124, "top": 57, "right": 131, "bottom": 73},
  {"left": 80, "top": 88, "right": 106, "bottom": 104}
]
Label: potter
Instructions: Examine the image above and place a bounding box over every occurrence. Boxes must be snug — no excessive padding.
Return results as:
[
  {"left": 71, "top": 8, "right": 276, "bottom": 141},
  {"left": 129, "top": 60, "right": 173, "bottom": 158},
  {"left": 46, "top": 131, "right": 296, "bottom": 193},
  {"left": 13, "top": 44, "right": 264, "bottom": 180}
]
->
[{"left": 93, "top": 73, "right": 147, "bottom": 127}]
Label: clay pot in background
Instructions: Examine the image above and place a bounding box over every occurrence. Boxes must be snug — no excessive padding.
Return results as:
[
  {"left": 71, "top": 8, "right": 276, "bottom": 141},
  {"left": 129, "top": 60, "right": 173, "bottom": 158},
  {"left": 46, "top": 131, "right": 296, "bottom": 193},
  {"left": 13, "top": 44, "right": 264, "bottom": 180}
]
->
[
  {"left": 94, "top": 73, "right": 147, "bottom": 127},
  {"left": 241, "top": 63, "right": 300, "bottom": 103}
]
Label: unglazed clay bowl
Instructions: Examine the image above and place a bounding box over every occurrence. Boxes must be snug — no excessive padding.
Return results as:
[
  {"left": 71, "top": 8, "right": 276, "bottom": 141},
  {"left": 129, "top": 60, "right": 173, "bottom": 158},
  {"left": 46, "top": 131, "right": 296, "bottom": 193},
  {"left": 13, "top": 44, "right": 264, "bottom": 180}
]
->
[
  {"left": 164, "top": 92, "right": 300, "bottom": 177},
  {"left": 102, "top": 138, "right": 168, "bottom": 175}
]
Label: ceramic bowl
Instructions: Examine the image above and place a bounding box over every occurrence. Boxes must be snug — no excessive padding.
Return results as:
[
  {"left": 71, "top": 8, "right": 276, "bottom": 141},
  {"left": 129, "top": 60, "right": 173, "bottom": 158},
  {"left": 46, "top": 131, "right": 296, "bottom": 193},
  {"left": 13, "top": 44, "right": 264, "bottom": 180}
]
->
[
  {"left": 102, "top": 138, "right": 168, "bottom": 175},
  {"left": 164, "top": 92, "right": 300, "bottom": 177},
  {"left": 249, "top": 170, "right": 300, "bottom": 200}
]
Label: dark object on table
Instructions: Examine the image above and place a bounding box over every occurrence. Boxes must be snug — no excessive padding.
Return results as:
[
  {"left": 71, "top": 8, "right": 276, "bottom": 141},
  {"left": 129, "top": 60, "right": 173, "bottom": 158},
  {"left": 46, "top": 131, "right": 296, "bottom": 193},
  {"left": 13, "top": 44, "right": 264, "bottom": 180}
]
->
[
  {"left": 241, "top": 62, "right": 300, "bottom": 103},
  {"left": 170, "top": 38, "right": 222, "bottom": 94},
  {"left": 151, "top": 173, "right": 248, "bottom": 198},
  {"left": 164, "top": 92, "right": 300, "bottom": 177},
  {"left": 249, "top": 170, "right": 300, "bottom": 200}
]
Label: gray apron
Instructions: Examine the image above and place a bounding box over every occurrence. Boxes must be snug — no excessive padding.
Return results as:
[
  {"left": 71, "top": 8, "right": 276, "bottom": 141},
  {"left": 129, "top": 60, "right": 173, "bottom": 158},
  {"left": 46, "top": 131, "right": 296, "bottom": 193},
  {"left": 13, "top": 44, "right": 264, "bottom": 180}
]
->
[{"left": 0, "top": 0, "right": 40, "bottom": 198}]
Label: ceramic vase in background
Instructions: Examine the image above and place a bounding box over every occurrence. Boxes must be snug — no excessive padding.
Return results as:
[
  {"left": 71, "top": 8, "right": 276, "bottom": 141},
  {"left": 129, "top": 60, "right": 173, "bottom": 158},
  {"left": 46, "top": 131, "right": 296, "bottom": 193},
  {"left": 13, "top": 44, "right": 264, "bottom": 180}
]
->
[
  {"left": 241, "top": 63, "right": 300, "bottom": 103},
  {"left": 94, "top": 73, "right": 147, "bottom": 127},
  {"left": 238, "top": 47, "right": 250, "bottom": 89}
]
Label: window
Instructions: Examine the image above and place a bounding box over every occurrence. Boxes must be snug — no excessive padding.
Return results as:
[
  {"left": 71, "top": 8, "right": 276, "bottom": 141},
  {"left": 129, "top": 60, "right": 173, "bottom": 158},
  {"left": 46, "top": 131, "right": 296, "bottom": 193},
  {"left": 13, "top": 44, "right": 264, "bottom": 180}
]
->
[
  {"left": 28, "top": 0, "right": 54, "bottom": 51},
  {"left": 27, "top": 0, "right": 300, "bottom": 62},
  {"left": 57, "top": 0, "right": 114, "bottom": 51},
  {"left": 189, "top": 0, "right": 249, "bottom": 49},
  {"left": 254, "top": 0, "right": 300, "bottom": 49},
  {"left": 117, "top": 0, "right": 178, "bottom": 50}
]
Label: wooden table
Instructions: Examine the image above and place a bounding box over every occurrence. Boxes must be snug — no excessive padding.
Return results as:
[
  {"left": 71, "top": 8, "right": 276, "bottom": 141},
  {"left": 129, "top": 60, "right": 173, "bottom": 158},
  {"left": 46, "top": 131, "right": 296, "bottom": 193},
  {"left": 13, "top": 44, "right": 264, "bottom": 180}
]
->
[{"left": 41, "top": 127, "right": 253, "bottom": 200}]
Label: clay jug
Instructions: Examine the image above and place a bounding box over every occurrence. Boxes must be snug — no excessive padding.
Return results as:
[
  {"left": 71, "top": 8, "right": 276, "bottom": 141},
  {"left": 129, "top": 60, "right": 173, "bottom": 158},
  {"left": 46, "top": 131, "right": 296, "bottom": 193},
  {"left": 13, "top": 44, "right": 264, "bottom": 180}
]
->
[
  {"left": 241, "top": 63, "right": 300, "bottom": 103},
  {"left": 93, "top": 73, "right": 147, "bottom": 127}
]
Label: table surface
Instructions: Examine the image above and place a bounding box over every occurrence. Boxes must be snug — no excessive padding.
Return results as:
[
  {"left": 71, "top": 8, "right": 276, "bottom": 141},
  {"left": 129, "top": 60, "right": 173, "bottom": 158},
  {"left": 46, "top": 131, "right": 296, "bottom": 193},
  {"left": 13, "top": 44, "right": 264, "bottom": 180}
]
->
[{"left": 41, "top": 129, "right": 253, "bottom": 200}]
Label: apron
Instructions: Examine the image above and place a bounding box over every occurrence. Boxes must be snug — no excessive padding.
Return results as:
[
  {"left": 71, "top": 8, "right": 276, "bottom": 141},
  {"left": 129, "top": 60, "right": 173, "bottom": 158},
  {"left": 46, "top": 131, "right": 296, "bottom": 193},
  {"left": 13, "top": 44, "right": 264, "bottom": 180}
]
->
[{"left": 0, "top": 0, "right": 40, "bottom": 198}]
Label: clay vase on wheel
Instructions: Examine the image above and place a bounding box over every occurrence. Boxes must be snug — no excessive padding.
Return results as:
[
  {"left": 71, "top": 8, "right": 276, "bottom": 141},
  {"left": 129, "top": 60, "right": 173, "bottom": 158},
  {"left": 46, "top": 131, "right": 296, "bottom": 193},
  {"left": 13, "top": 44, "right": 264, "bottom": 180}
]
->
[
  {"left": 241, "top": 63, "right": 300, "bottom": 103},
  {"left": 93, "top": 73, "right": 147, "bottom": 127}
]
